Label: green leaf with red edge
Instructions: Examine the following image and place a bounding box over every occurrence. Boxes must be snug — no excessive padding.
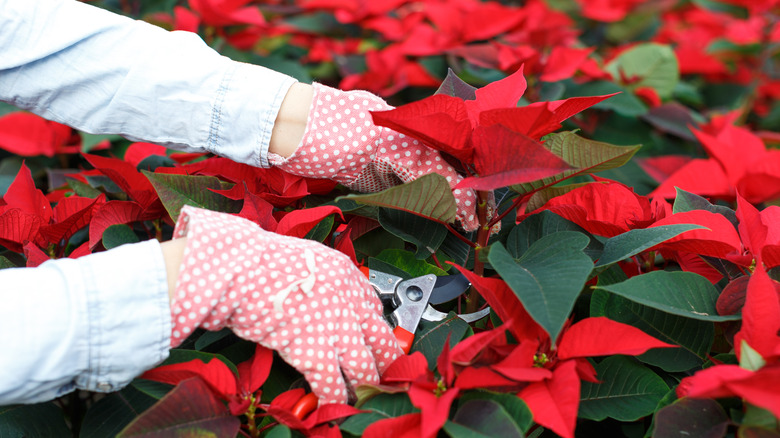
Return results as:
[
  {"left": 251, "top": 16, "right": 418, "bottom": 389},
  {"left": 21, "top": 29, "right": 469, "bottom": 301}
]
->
[
  {"left": 142, "top": 171, "right": 241, "bottom": 222},
  {"left": 435, "top": 69, "right": 477, "bottom": 100},
  {"left": 717, "top": 275, "right": 750, "bottom": 316},
  {"left": 557, "top": 317, "right": 675, "bottom": 359},
  {"left": 510, "top": 131, "right": 640, "bottom": 196},
  {"left": 411, "top": 311, "right": 470, "bottom": 371},
  {"left": 653, "top": 398, "right": 729, "bottom": 438},
  {"left": 487, "top": 232, "right": 593, "bottom": 342},
  {"left": 596, "top": 271, "right": 741, "bottom": 321},
  {"left": 578, "top": 355, "right": 669, "bottom": 422},
  {"left": 116, "top": 377, "right": 239, "bottom": 438},
  {"left": 457, "top": 125, "right": 573, "bottom": 191},
  {"left": 338, "top": 173, "right": 457, "bottom": 224},
  {"left": 370, "top": 94, "right": 473, "bottom": 162}
]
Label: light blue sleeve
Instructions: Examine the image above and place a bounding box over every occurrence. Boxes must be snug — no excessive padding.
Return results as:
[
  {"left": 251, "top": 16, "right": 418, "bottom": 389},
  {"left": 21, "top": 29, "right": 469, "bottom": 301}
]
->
[
  {"left": 0, "top": 0, "right": 296, "bottom": 167},
  {"left": 0, "top": 240, "right": 172, "bottom": 404}
]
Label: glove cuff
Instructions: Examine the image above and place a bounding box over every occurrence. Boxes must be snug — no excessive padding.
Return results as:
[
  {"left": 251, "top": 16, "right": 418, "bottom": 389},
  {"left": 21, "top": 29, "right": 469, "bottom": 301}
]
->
[{"left": 270, "top": 83, "right": 393, "bottom": 186}]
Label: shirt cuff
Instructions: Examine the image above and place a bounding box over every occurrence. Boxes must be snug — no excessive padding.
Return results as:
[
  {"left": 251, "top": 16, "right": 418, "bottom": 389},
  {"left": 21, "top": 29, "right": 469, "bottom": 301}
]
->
[
  {"left": 75, "top": 239, "right": 172, "bottom": 394},
  {"left": 210, "top": 62, "right": 297, "bottom": 168}
]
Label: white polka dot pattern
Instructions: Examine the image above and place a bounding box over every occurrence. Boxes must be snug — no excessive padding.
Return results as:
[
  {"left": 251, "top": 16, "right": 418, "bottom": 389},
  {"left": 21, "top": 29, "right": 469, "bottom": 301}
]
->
[
  {"left": 271, "top": 83, "right": 480, "bottom": 231},
  {"left": 169, "top": 206, "right": 401, "bottom": 404}
]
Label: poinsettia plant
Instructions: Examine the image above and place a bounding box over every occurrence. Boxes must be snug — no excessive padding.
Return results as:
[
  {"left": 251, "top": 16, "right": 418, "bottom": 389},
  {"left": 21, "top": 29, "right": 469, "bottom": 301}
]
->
[{"left": 4, "top": 0, "right": 780, "bottom": 437}]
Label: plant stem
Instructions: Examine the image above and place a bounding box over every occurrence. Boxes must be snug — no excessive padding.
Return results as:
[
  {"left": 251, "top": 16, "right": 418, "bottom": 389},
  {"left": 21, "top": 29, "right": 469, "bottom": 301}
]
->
[
  {"left": 444, "top": 223, "right": 478, "bottom": 248},
  {"left": 467, "top": 190, "right": 491, "bottom": 314}
]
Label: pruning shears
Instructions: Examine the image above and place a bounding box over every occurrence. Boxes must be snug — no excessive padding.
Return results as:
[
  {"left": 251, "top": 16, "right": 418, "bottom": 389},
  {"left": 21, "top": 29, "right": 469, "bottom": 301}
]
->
[
  {"left": 362, "top": 267, "right": 491, "bottom": 354},
  {"left": 291, "top": 268, "right": 489, "bottom": 419}
]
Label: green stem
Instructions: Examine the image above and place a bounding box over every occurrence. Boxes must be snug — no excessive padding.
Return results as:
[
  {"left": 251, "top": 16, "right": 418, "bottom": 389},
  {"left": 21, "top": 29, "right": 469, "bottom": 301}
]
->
[{"left": 467, "top": 190, "right": 491, "bottom": 314}]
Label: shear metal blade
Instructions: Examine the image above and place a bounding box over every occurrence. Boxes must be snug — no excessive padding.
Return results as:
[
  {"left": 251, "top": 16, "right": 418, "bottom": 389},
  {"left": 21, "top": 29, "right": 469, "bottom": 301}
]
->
[
  {"left": 429, "top": 273, "right": 471, "bottom": 305},
  {"left": 422, "top": 305, "right": 491, "bottom": 323}
]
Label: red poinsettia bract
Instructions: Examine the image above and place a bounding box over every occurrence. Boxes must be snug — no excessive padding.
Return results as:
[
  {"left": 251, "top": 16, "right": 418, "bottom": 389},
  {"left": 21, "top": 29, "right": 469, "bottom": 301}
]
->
[
  {"left": 451, "top": 267, "right": 675, "bottom": 438},
  {"left": 678, "top": 195, "right": 780, "bottom": 418},
  {"left": 369, "top": 67, "right": 614, "bottom": 191}
]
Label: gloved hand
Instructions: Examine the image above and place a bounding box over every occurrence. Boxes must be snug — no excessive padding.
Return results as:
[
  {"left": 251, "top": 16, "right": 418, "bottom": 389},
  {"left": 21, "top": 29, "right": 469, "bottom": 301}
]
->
[
  {"left": 169, "top": 205, "right": 402, "bottom": 404},
  {"left": 270, "top": 83, "right": 479, "bottom": 231}
]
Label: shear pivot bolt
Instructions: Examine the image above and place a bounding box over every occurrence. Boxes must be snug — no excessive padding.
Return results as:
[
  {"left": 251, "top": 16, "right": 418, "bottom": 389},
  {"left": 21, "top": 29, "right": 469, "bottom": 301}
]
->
[{"left": 406, "top": 285, "right": 424, "bottom": 302}]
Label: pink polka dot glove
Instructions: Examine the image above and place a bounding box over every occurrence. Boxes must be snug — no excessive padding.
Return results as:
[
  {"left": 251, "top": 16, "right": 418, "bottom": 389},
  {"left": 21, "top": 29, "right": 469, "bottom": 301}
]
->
[
  {"left": 269, "top": 83, "right": 480, "bottom": 231},
  {"left": 169, "top": 205, "right": 402, "bottom": 404}
]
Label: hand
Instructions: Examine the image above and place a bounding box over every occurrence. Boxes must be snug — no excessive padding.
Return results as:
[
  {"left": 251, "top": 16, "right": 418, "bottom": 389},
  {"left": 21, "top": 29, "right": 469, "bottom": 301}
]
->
[
  {"left": 168, "top": 206, "right": 402, "bottom": 404},
  {"left": 270, "top": 83, "right": 480, "bottom": 231}
]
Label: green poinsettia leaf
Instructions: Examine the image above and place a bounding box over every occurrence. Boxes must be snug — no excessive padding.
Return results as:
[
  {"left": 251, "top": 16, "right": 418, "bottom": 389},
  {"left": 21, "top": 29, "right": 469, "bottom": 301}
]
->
[
  {"left": 80, "top": 386, "right": 157, "bottom": 438},
  {"left": 673, "top": 187, "right": 738, "bottom": 227},
  {"left": 435, "top": 68, "right": 477, "bottom": 100},
  {"left": 596, "top": 271, "right": 741, "bottom": 321},
  {"left": 507, "top": 210, "right": 603, "bottom": 261},
  {"left": 117, "top": 378, "right": 239, "bottom": 438},
  {"left": 375, "top": 249, "right": 448, "bottom": 277},
  {"left": 595, "top": 224, "right": 705, "bottom": 267},
  {"left": 579, "top": 355, "right": 669, "bottom": 422},
  {"left": 339, "top": 173, "right": 457, "bottom": 224},
  {"left": 102, "top": 223, "right": 140, "bottom": 250},
  {"left": 412, "top": 312, "right": 470, "bottom": 371},
  {"left": 605, "top": 43, "right": 680, "bottom": 99},
  {"left": 511, "top": 131, "right": 640, "bottom": 196},
  {"left": 378, "top": 208, "right": 448, "bottom": 259},
  {"left": 340, "top": 393, "right": 416, "bottom": 436},
  {"left": 591, "top": 288, "right": 712, "bottom": 372},
  {"left": 457, "top": 392, "right": 533, "bottom": 432},
  {"left": 0, "top": 255, "right": 16, "bottom": 270},
  {"left": 488, "top": 232, "right": 593, "bottom": 341},
  {"left": 444, "top": 400, "right": 525, "bottom": 438},
  {"left": 653, "top": 398, "right": 729, "bottom": 438},
  {"left": 0, "top": 403, "right": 71, "bottom": 437},
  {"left": 142, "top": 171, "right": 241, "bottom": 222}
]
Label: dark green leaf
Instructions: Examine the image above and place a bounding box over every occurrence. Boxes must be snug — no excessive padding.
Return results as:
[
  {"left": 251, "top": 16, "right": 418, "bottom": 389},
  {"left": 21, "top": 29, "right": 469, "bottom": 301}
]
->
[
  {"left": 507, "top": 210, "right": 603, "bottom": 261},
  {"left": 81, "top": 133, "right": 123, "bottom": 153},
  {"left": 412, "top": 312, "right": 470, "bottom": 370},
  {"left": 142, "top": 171, "right": 241, "bottom": 222},
  {"left": 117, "top": 378, "right": 239, "bottom": 438},
  {"left": 435, "top": 68, "right": 477, "bottom": 100},
  {"left": 596, "top": 225, "right": 705, "bottom": 267},
  {"left": 457, "top": 392, "right": 533, "bottom": 432},
  {"left": 440, "top": 229, "right": 475, "bottom": 267},
  {"left": 81, "top": 385, "right": 157, "bottom": 438},
  {"left": 375, "top": 249, "right": 448, "bottom": 277},
  {"left": 488, "top": 232, "right": 593, "bottom": 341},
  {"left": 445, "top": 400, "right": 525, "bottom": 438},
  {"left": 102, "top": 224, "right": 140, "bottom": 250},
  {"left": 378, "top": 208, "right": 448, "bottom": 259},
  {"left": 342, "top": 393, "right": 416, "bottom": 435},
  {"left": 653, "top": 398, "right": 729, "bottom": 438},
  {"left": 161, "top": 349, "right": 239, "bottom": 377},
  {"left": 0, "top": 256, "right": 16, "bottom": 270},
  {"left": 193, "top": 329, "right": 233, "bottom": 351},
  {"left": 511, "top": 132, "right": 640, "bottom": 196},
  {"left": 67, "top": 176, "right": 103, "bottom": 198},
  {"left": 339, "top": 173, "right": 457, "bottom": 224},
  {"left": 596, "top": 271, "right": 741, "bottom": 321},
  {"left": 673, "top": 188, "right": 738, "bottom": 228},
  {"left": 592, "top": 290, "right": 712, "bottom": 372},
  {"left": 579, "top": 356, "right": 669, "bottom": 421},
  {"left": 131, "top": 379, "right": 174, "bottom": 400},
  {"left": 0, "top": 403, "right": 70, "bottom": 437},
  {"left": 565, "top": 81, "right": 648, "bottom": 116},
  {"left": 136, "top": 155, "right": 177, "bottom": 172},
  {"left": 265, "top": 424, "right": 293, "bottom": 438},
  {"left": 304, "top": 214, "right": 334, "bottom": 242}
]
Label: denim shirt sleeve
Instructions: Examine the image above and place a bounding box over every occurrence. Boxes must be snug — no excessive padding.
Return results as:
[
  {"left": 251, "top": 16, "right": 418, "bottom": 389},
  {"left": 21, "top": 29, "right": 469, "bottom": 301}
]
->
[
  {"left": 0, "top": 240, "right": 172, "bottom": 404},
  {"left": 0, "top": 0, "right": 296, "bottom": 167}
]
